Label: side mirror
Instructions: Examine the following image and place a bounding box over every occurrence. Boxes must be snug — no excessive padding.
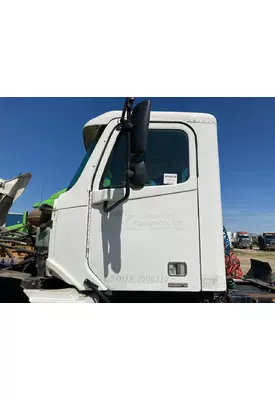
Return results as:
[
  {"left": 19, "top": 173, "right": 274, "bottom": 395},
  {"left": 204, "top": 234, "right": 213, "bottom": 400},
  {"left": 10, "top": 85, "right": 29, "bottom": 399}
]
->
[
  {"left": 103, "top": 98, "right": 151, "bottom": 213},
  {"left": 130, "top": 161, "right": 147, "bottom": 188},
  {"left": 131, "top": 100, "right": 151, "bottom": 157}
]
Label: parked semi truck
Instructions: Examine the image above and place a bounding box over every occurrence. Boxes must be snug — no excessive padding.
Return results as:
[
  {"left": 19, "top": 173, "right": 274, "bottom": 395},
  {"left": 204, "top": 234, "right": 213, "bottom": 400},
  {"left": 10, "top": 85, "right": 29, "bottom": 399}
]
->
[
  {"left": 250, "top": 234, "right": 258, "bottom": 246},
  {"left": 233, "top": 231, "right": 252, "bottom": 249},
  {"left": 1, "top": 98, "right": 275, "bottom": 302},
  {"left": 258, "top": 232, "right": 275, "bottom": 250}
]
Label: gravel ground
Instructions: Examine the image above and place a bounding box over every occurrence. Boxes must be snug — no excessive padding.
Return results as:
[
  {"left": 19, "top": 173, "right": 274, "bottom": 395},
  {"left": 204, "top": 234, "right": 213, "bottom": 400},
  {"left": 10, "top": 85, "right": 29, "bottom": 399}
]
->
[{"left": 233, "top": 247, "right": 275, "bottom": 275}]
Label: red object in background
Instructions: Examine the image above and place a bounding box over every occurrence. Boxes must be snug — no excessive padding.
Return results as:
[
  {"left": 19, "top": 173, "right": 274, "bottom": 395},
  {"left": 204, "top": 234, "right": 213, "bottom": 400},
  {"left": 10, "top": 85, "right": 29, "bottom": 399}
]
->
[{"left": 225, "top": 252, "right": 243, "bottom": 279}]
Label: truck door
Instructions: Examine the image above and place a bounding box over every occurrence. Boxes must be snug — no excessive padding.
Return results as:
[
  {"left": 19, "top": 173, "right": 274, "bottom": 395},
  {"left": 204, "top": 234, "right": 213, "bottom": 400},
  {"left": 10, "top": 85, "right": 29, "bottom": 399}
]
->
[{"left": 88, "top": 121, "right": 201, "bottom": 292}]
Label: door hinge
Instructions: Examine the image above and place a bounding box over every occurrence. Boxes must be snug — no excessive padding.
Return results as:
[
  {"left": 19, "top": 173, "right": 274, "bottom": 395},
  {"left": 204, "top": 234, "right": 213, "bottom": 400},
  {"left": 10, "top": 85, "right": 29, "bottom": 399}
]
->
[{"left": 86, "top": 191, "right": 93, "bottom": 259}]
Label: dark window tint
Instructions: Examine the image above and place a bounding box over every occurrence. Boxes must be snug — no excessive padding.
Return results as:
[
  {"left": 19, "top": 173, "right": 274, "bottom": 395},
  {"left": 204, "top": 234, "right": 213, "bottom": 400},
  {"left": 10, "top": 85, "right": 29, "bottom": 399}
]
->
[{"left": 100, "top": 129, "right": 189, "bottom": 189}]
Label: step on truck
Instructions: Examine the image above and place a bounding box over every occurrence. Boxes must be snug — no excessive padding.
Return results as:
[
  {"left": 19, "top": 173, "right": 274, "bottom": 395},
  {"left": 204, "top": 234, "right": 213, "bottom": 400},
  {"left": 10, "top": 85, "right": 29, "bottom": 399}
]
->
[{"left": 1, "top": 98, "right": 275, "bottom": 302}]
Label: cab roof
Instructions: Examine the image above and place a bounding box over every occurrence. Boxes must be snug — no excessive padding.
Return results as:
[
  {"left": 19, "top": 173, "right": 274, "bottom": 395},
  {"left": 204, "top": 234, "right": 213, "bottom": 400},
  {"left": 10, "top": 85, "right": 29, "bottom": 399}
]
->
[
  {"left": 84, "top": 110, "right": 217, "bottom": 129},
  {"left": 83, "top": 111, "right": 217, "bottom": 151}
]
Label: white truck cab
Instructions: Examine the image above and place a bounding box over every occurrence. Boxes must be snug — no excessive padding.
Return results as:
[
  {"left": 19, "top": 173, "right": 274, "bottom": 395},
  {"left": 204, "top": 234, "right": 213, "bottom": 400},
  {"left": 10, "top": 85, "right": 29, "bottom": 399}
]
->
[{"left": 42, "top": 101, "right": 226, "bottom": 302}]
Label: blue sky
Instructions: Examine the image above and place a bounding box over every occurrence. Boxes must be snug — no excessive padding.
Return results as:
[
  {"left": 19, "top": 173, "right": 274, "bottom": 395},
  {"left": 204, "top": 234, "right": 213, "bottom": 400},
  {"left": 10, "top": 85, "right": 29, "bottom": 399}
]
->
[{"left": 1, "top": 97, "right": 274, "bottom": 233}]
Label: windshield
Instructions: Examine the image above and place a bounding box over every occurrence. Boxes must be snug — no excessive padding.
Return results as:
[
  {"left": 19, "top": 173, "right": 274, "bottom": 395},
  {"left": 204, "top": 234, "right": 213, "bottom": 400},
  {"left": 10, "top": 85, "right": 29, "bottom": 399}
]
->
[
  {"left": 67, "top": 141, "right": 97, "bottom": 190},
  {"left": 239, "top": 235, "right": 249, "bottom": 239},
  {"left": 264, "top": 236, "right": 275, "bottom": 241},
  {"left": 67, "top": 125, "right": 107, "bottom": 190}
]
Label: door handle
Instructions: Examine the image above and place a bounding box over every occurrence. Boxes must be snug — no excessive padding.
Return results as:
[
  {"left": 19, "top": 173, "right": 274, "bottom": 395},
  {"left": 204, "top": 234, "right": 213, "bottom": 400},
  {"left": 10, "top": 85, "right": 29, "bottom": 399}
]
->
[{"left": 168, "top": 262, "right": 187, "bottom": 277}]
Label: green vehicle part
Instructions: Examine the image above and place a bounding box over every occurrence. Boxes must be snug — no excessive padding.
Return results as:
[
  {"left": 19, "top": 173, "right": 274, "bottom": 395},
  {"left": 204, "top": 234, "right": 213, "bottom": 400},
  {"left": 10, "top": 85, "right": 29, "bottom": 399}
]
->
[
  {"left": 6, "top": 211, "right": 28, "bottom": 232},
  {"left": 33, "top": 188, "right": 67, "bottom": 209},
  {"left": 32, "top": 175, "right": 112, "bottom": 211}
]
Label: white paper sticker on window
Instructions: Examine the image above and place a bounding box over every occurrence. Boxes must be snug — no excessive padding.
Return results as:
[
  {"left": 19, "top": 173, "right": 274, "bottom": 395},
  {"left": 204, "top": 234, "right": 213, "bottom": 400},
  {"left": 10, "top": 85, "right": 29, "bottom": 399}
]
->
[{"left": 163, "top": 173, "right": 178, "bottom": 185}]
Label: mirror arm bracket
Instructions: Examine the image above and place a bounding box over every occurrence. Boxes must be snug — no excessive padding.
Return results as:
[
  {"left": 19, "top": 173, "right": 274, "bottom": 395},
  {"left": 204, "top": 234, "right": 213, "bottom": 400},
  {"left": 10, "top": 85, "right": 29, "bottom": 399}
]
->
[
  {"left": 103, "top": 183, "right": 130, "bottom": 213},
  {"left": 102, "top": 97, "right": 150, "bottom": 213},
  {"left": 103, "top": 128, "right": 131, "bottom": 213}
]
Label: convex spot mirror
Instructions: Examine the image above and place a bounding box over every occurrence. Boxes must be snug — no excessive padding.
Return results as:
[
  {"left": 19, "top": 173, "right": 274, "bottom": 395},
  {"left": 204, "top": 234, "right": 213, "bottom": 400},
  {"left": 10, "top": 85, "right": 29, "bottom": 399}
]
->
[{"left": 129, "top": 161, "right": 147, "bottom": 188}]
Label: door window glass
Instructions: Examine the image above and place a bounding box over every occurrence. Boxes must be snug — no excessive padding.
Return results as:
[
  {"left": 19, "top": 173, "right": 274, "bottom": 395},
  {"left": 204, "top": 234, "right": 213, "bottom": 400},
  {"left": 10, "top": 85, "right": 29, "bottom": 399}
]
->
[{"left": 100, "top": 129, "right": 190, "bottom": 189}]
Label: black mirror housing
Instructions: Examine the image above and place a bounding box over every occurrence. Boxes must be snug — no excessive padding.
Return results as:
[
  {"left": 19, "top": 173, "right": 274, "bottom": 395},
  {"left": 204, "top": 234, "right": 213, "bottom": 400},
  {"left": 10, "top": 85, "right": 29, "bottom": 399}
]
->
[
  {"left": 103, "top": 98, "right": 151, "bottom": 213},
  {"left": 131, "top": 100, "right": 151, "bottom": 157},
  {"left": 130, "top": 161, "right": 147, "bottom": 188}
]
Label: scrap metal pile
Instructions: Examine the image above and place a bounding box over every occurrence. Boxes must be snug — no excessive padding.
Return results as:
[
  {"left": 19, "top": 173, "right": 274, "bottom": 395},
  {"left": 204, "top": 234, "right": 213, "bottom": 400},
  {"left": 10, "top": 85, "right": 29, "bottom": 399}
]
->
[
  {"left": 0, "top": 172, "right": 36, "bottom": 278},
  {"left": 223, "top": 226, "right": 243, "bottom": 279},
  {"left": 0, "top": 172, "right": 61, "bottom": 283},
  {"left": 0, "top": 206, "right": 53, "bottom": 277},
  {"left": 0, "top": 225, "right": 36, "bottom": 277}
]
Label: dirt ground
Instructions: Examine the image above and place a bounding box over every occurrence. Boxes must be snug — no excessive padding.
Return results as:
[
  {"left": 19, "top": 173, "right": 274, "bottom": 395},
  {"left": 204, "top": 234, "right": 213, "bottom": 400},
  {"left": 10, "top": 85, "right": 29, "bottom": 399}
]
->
[{"left": 233, "top": 247, "right": 275, "bottom": 275}]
